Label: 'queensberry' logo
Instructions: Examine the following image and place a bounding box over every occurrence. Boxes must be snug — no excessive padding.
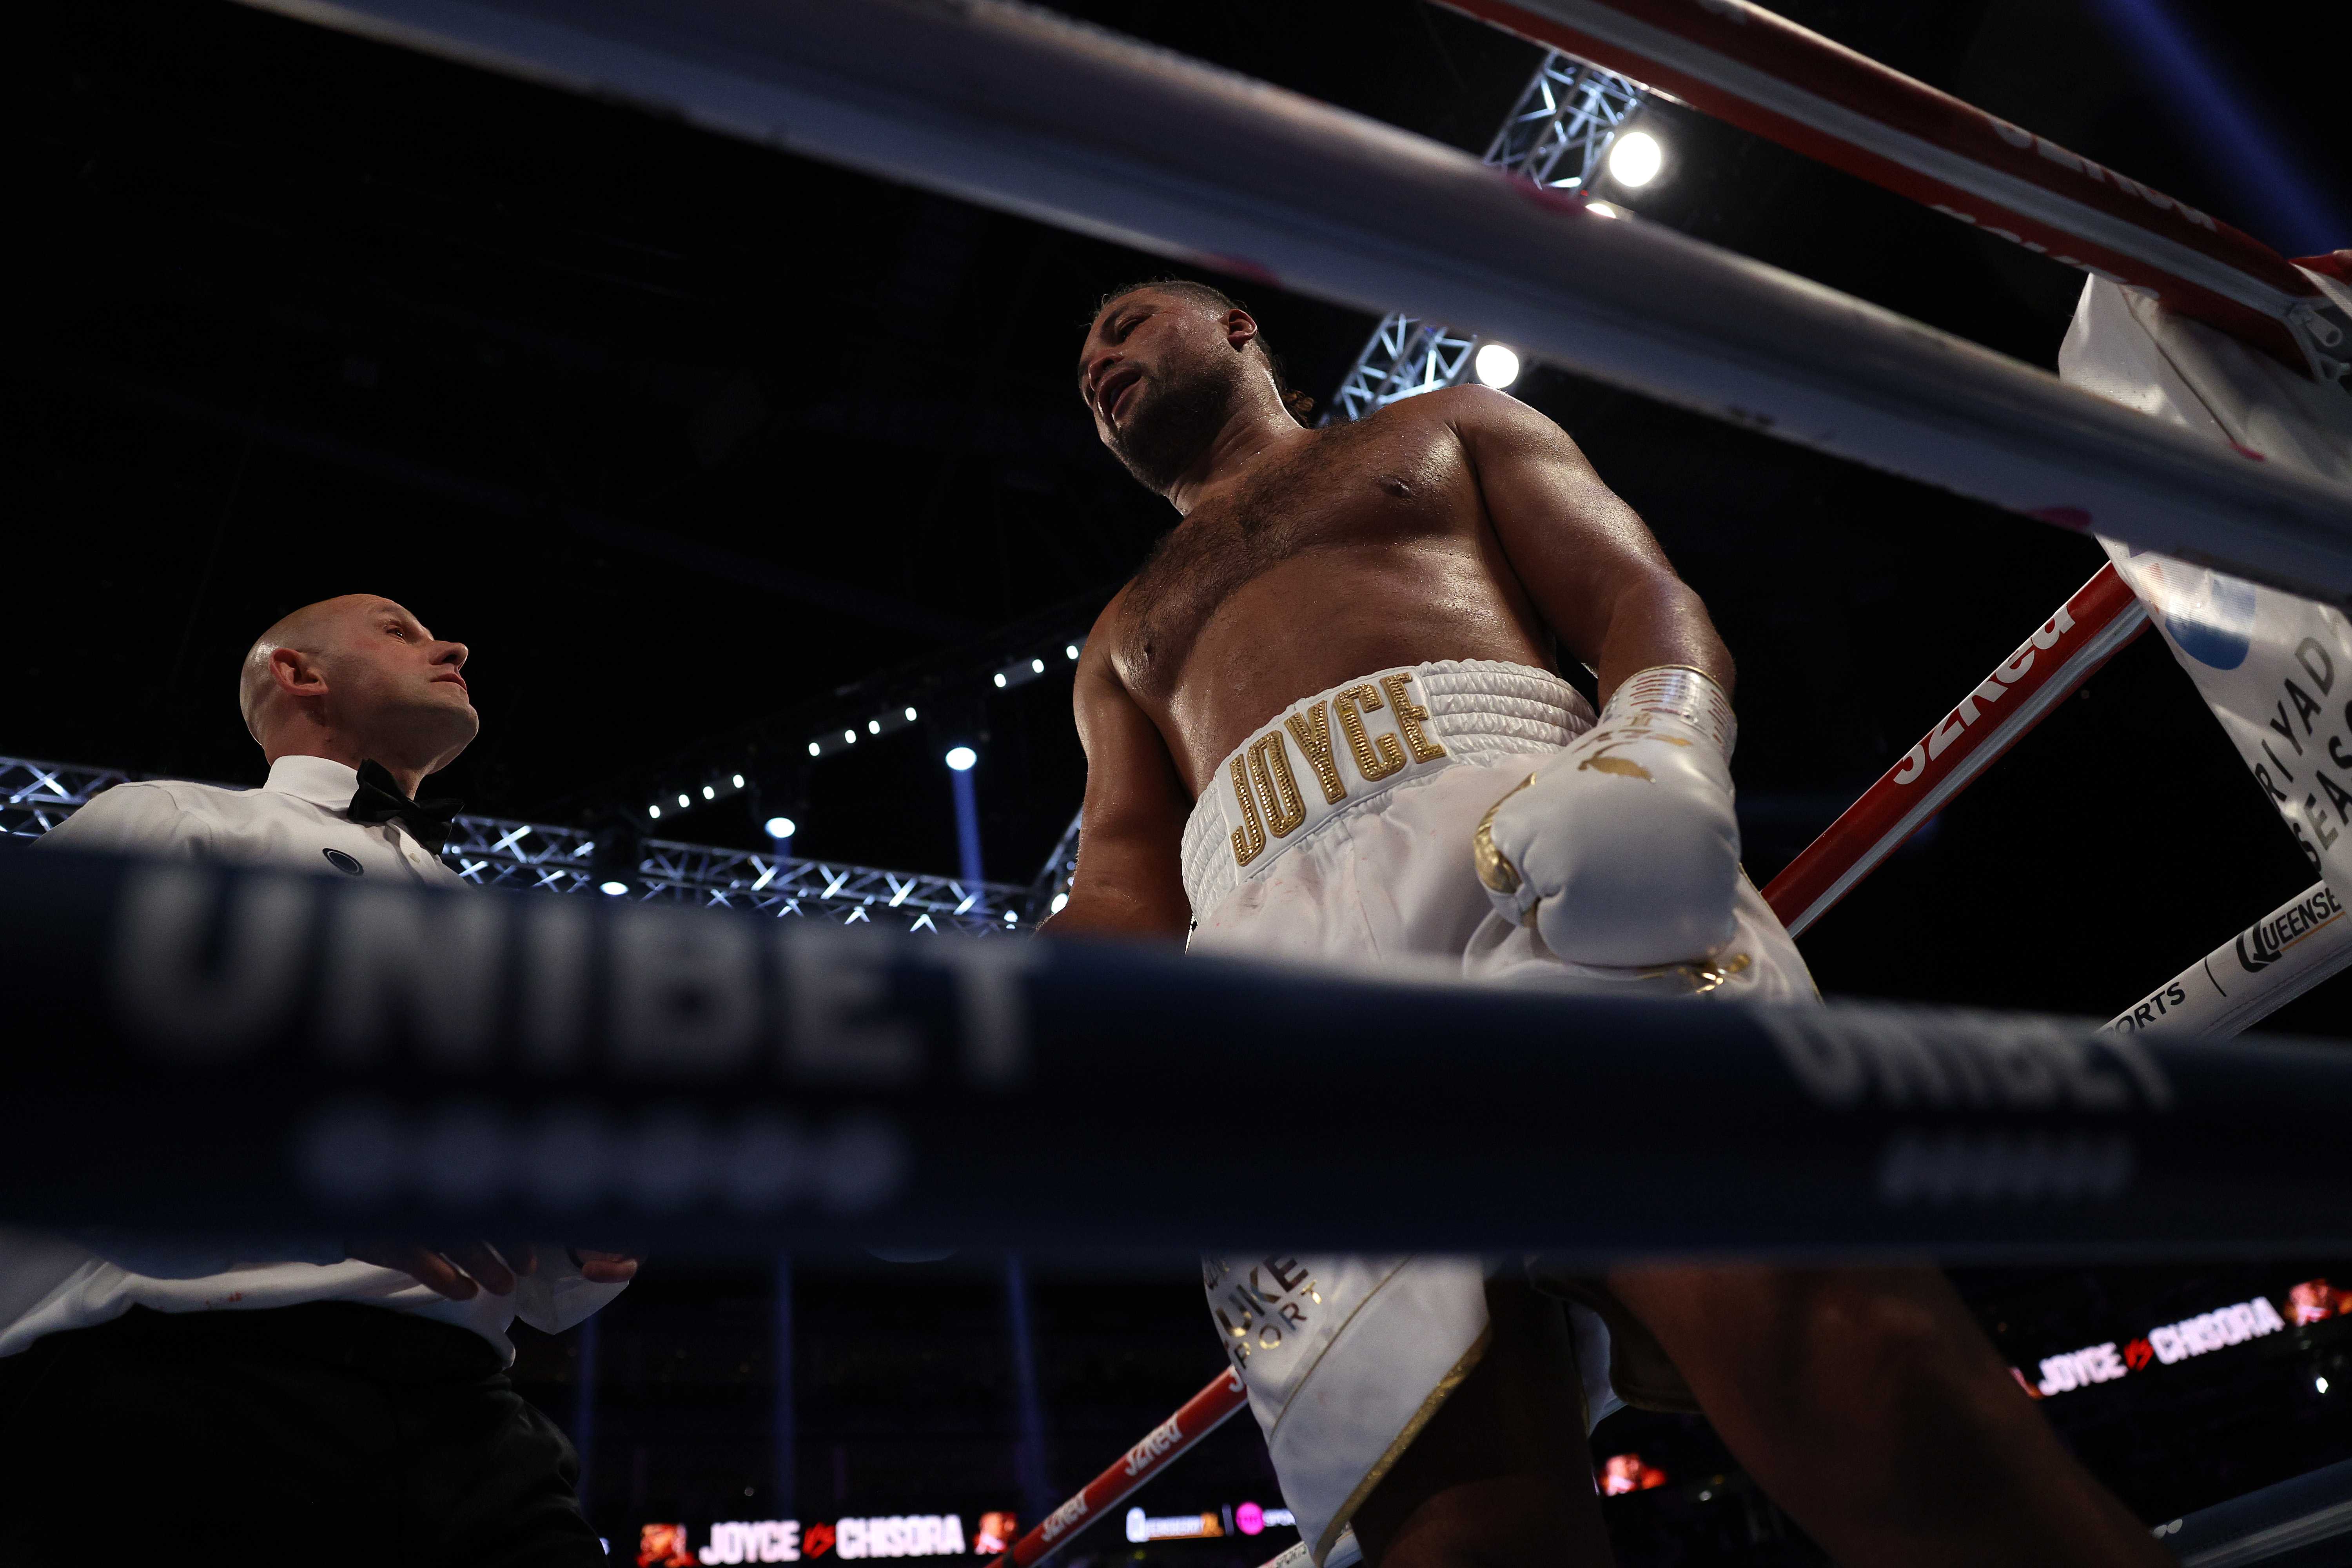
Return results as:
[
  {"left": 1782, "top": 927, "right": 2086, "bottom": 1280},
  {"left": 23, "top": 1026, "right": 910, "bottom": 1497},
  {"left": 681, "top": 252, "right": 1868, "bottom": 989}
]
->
[{"left": 2236, "top": 886, "right": 2345, "bottom": 973}]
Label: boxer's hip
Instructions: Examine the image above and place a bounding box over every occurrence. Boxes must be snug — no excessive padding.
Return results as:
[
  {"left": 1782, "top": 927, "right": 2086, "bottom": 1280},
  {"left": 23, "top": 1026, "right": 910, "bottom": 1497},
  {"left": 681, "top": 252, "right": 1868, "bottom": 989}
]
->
[
  {"left": 1180, "top": 660, "right": 1593, "bottom": 920},
  {"left": 1181, "top": 658, "right": 1816, "bottom": 1003}
]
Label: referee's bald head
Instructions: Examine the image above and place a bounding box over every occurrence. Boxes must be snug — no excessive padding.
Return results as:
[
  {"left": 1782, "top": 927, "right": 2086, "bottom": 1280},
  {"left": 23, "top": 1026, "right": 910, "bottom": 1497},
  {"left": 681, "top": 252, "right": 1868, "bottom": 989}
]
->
[{"left": 236, "top": 595, "right": 474, "bottom": 764}]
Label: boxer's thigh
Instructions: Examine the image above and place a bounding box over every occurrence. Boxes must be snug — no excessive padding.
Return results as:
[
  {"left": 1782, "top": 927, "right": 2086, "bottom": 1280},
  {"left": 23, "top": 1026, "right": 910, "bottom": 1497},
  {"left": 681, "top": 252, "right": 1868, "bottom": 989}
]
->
[
  {"left": 1601, "top": 1262, "right": 2123, "bottom": 1552},
  {"left": 1349, "top": 1278, "right": 1615, "bottom": 1568}
]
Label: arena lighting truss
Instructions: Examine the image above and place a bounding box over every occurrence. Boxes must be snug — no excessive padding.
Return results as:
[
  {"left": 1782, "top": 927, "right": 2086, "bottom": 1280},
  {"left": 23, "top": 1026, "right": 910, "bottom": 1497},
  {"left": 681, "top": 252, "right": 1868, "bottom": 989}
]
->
[
  {"left": 0, "top": 757, "right": 131, "bottom": 841},
  {"left": 1, "top": 756, "right": 1029, "bottom": 936},
  {"left": 444, "top": 812, "right": 1031, "bottom": 933},
  {"left": 1329, "top": 53, "right": 1643, "bottom": 421}
]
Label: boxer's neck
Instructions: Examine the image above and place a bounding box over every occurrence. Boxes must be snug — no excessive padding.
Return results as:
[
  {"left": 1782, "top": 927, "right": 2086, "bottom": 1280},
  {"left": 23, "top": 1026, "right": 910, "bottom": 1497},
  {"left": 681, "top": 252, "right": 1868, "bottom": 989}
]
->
[{"left": 1164, "top": 392, "right": 1312, "bottom": 517}]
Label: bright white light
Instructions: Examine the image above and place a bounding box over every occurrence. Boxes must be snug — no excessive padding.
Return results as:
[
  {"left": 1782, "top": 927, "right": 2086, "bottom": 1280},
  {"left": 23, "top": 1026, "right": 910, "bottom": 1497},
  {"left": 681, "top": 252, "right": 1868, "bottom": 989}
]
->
[
  {"left": 1049, "top": 891, "right": 1069, "bottom": 914},
  {"left": 600, "top": 880, "right": 629, "bottom": 897},
  {"left": 1031, "top": 658, "right": 1045, "bottom": 674},
  {"left": 1586, "top": 201, "right": 1624, "bottom": 220},
  {"left": 807, "top": 742, "right": 821, "bottom": 757},
  {"left": 765, "top": 816, "right": 798, "bottom": 840},
  {"left": 1474, "top": 343, "right": 1522, "bottom": 389},
  {"left": 868, "top": 719, "right": 881, "bottom": 735},
  {"left": 1608, "top": 130, "right": 1663, "bottom": 188},
  {"left": 844, "top": 730, "right": 857, "bottom": 744},
  {"left": 945, "top": 746, "right": 978, "bottom": 772},
  {"left": 1004, "top": 909, "right": 1018, "bottom": 923},
  {"left": 677, "top": 794, "right": 690, "bottom": 809},
  {"left": 2321, "top": 1376, "right": 2333, "bottom": 1394},
  {"left": 731, "top": 774, "right": 744, "bottom": 789},
  {"left": 993, "top": 673, "right": 1008, "bottom": 688},
  {"left": 1065, "top": 644, "right": 1080, "bottom": 660},
  {"left": 647, "top": 804, "right": 661, "bottom": 819},
  {"left": 701, "top": 785, "right": 715, "bottom": 800}
]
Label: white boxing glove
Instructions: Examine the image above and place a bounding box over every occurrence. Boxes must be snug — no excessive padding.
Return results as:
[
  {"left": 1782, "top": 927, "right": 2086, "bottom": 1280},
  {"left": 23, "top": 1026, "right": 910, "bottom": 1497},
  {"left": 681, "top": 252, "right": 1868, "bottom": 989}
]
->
[{"left": 1472, "top": 665, "right": 1741, "bottom": 967}]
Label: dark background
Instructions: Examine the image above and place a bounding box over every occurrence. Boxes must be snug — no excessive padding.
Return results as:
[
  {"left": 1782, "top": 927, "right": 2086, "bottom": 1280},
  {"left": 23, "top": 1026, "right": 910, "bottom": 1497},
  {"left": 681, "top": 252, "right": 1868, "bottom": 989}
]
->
[{"left": 11, "top": 0, "right": 2352, "bottom": 1557}]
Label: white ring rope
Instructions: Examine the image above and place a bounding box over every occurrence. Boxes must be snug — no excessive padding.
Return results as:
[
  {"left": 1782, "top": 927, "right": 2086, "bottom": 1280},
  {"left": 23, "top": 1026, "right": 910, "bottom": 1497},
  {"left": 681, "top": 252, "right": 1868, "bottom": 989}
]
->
[{"left": 238, "top": 0, "right": 2352, "bottom": 599}]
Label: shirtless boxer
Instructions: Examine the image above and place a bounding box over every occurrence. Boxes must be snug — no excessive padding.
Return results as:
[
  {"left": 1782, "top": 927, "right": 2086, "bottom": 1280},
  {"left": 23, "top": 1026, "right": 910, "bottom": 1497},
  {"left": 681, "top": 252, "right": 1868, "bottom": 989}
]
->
[{"left": 1046, "top": 280, "right": 2167, "bottom": 1568}]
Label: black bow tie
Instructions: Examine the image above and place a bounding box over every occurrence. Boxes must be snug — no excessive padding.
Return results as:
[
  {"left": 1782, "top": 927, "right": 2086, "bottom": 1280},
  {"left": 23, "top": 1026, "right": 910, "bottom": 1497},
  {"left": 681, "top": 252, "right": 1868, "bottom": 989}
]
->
[{"left": 347, "top": 760, "right": 462, "bottom": 853}]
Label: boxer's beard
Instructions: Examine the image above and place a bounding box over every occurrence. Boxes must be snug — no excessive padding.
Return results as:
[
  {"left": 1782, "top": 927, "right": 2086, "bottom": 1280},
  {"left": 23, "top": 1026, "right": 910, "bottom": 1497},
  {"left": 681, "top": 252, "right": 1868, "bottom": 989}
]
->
[{"left": 1107, "top": 355, "right": 1247, "bottom": 494}]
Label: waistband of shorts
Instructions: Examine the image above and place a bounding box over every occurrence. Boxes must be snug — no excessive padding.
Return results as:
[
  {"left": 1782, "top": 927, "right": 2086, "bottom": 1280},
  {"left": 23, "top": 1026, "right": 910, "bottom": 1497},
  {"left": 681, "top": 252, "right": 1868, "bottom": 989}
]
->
[{"left": 1181, "top": 660, "right": 1593, "bottom": 914}]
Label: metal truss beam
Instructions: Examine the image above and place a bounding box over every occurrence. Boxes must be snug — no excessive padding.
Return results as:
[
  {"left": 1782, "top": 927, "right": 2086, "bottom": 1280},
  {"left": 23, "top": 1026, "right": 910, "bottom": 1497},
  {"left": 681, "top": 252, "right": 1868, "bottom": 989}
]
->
[
  {"left": 1028, "top": 806, "right": 1084, "bottom": 918},
  {"left": 3, "top": 757, "right": 1027, "bottom": 937},
  {"left": 1328, "top": 54, "right": 1644, "bottom": 422}
]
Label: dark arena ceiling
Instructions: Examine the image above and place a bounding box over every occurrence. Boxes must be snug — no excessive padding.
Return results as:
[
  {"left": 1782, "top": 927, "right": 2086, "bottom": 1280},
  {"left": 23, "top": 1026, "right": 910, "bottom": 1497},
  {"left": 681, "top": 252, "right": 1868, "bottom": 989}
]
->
[{"left": 11, "top": 0, "right": 2352, "bottom": 1553}]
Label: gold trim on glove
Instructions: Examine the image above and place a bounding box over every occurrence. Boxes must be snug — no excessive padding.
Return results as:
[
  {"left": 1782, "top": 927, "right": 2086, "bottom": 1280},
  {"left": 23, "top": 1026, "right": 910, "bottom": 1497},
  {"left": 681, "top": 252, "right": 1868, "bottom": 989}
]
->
[{"left": 1472, "top": 773, "right": 1535, "bottom": 898}]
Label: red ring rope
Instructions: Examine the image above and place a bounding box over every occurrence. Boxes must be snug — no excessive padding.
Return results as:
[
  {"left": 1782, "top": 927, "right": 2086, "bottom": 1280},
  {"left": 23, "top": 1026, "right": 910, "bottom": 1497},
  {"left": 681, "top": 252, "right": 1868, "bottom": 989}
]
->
[
  {"left": 987, "top": 1370, "right": 1249, "bottom": 1568},
  {"left": 1764, "top": 564, "right": 2148, "bottom": 936},
  {"left": 1443, "top": 0, "right": 2325, "bottom": 365}
]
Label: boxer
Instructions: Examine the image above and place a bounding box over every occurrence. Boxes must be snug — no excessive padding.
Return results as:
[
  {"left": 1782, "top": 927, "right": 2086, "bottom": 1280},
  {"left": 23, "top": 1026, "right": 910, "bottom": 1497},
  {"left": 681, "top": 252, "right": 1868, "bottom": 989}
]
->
[{"left": 1049, "top": 280, "right": 2165, "bottom": 1568}]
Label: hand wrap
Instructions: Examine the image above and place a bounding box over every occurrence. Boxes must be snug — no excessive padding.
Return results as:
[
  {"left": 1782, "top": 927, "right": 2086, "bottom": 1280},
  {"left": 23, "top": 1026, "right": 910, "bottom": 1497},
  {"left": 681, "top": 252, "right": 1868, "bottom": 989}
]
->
[{"left": 1473, "top": 665, "right": 1741, "bottom": 967}]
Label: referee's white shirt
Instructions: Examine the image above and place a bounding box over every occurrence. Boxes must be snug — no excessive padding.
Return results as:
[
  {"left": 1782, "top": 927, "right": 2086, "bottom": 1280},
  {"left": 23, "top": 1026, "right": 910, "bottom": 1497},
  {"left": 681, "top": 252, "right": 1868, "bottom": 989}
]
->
[{"left": 0, "top": 753, "right": 625, "bottom": 1360}]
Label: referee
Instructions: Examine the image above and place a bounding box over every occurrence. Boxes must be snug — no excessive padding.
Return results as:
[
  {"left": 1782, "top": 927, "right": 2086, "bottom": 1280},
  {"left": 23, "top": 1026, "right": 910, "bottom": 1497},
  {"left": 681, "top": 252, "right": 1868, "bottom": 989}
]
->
[{"left": 2, "top": 594, "right": 632, "bottom": 1564}]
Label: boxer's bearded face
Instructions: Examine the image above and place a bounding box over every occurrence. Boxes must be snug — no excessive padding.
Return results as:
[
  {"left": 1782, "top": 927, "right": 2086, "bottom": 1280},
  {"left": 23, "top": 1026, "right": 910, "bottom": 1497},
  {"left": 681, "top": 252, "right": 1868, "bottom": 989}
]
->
[{"left": 1082, "top": 294, "right": 1252, "bottom": 495}]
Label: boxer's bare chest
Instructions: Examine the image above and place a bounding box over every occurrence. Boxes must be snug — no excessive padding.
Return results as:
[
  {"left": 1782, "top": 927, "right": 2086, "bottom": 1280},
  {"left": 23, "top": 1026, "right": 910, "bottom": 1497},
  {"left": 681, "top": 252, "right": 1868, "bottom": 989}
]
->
[{"left": 1110, "top": 408, "right": 1485, "bottom": 710}]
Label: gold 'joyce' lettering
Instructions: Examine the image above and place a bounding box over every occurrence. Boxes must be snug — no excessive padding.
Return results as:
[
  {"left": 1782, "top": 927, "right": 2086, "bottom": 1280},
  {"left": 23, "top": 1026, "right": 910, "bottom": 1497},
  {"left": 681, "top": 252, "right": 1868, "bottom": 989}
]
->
[
  {"left": 1336, "top": 684, "right": 1406, "bottom": 782},
  {"left": 1229, "top": 753, "right": 1267, "bottom": 866},
  {"left": 1283, "top": 702, "right": 1348, "bottom": 805},
  {"left": 1249, "top": 733, "right": 1308, "bottom": 839},
  {"left": 1380, "top": 673, "right": 1448, "bottom": 763}
]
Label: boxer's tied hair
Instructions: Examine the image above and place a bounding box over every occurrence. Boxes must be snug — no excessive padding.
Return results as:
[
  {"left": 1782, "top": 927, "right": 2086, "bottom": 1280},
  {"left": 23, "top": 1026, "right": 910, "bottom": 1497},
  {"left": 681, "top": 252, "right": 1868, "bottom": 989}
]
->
[{"left": 1088, "top": 278, "right": 1314, "bottom": 494}]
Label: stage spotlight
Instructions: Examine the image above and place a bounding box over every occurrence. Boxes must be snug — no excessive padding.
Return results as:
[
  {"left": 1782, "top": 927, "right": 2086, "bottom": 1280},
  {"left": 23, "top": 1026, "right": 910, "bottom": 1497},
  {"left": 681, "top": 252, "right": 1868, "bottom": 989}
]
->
[
  {"left": 1049, "top": 891, "right": 1069, "bottom": 914},
  {"left": 807, "top": 742, "right": 821, "bottom": 757},
  {"left": 1031, "top": 658, "right": 1045, "bottom": 673},
  {"left": 905, "top": 707, "right": 919, "bottom": 721},
  {"left": 1065, "top": 644, "right": 1080, "bottom": 660},
  {"left": 765, "top": 815, "right": 798, "bottom": 840},
  {"left": 1474, "top": 343, "right": 1522, "bottom": 389},
  {"left": 702, "top": 784, "right": 715, "bottom": 800},
  {"left": 869, "top": 719, "right": 882, "bottom": 735},
  {"left": 677, "top": 793, "right": 690, "bottom": 809},
  {"left": 731, "top": 774, "right": 745, "bottom": 789},
  {"left": 993, "top": 673, "right": 1008, "bottom": 688},
  {"left": 945, "top": 746, "right": 978, "bottom": 772},
  {"left": 1608, "top": 129, "right": 1662, "bottom": 188},
  {"left": 1003, "top": 909, "right": 1018, "bottom": 924},
  {"left": 844, "top": 730, "right": 857, "bottom": 744},
  {"left": 647, "top": 804, "right": 662, "bottom": 819},
  {"left": 591, "top": 818, "right": 644, "bottom": 899}
]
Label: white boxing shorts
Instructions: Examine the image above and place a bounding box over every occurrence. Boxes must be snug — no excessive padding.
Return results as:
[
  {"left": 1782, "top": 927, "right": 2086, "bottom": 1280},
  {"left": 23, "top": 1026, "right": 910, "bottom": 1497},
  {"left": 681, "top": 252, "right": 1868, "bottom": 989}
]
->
[{"left": 1182, "top": 660, "right": 1815, "bottom": 1563}]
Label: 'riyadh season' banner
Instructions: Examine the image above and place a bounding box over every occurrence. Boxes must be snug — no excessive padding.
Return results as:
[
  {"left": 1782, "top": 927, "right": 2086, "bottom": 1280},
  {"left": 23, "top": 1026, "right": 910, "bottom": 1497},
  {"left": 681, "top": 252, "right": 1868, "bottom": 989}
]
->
[{"left": 2060, "top": 272, "right": 2352, "bottom": 906}]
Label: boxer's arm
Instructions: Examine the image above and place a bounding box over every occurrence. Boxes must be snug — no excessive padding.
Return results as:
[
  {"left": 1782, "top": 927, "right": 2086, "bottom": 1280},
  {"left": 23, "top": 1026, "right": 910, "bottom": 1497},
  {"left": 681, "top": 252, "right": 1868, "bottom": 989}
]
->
[
  {"left": 1042, "top": 633, "right": 1192, "bottom": 942},
  {"left": 1450, "top": 385, "right": 1732, "bottom": 706}
]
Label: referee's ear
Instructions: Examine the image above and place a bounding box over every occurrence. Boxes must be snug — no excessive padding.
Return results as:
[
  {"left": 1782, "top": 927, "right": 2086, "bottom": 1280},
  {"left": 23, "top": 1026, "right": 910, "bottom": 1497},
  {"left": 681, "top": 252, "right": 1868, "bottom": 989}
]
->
[{"left": 270, "top": 644, "right": 330, "bottom": 701}]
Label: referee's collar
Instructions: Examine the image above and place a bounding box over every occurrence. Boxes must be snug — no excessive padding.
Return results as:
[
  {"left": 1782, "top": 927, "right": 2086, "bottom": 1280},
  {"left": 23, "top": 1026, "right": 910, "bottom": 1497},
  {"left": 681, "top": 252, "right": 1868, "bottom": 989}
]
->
[{"left": 264, "top": 754, "right": 363, "bottom": 814}]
